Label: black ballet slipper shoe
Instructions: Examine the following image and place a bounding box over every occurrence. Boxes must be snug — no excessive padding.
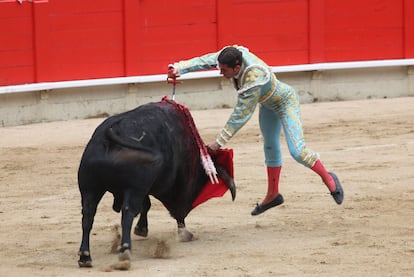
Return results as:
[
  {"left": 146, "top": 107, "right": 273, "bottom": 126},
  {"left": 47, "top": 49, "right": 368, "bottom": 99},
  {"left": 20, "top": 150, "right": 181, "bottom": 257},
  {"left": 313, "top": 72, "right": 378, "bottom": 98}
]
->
[
  {"left": 251, "top": 194, "right": 284, "bottom": 216},
  {"left": 329, "top": 172, "right": 344, "bottom": 205}
]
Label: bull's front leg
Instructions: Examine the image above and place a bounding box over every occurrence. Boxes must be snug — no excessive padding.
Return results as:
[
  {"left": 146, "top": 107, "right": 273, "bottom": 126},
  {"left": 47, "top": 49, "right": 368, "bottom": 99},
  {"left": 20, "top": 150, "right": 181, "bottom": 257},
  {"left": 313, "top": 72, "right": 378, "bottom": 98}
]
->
[
  {"left": 177, "top": 220, "right": 194, "bottom": 242},
  {"left": 134, "top": 195, "right": 151, "bottom": 237}
]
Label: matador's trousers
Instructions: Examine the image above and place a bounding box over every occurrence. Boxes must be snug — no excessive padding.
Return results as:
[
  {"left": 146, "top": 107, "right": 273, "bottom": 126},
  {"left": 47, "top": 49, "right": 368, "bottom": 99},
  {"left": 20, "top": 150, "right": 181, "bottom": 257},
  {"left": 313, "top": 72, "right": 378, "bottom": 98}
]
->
[{"left": 259, "top": 81, "right": 320, "bottom": 168}]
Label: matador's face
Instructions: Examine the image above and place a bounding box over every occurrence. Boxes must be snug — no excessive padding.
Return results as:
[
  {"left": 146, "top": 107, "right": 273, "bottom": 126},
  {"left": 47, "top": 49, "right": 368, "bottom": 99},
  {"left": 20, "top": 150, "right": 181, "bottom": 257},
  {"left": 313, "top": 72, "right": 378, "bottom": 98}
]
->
[{"left": 218, "top": 63, "right": 241, "bottom": 79}]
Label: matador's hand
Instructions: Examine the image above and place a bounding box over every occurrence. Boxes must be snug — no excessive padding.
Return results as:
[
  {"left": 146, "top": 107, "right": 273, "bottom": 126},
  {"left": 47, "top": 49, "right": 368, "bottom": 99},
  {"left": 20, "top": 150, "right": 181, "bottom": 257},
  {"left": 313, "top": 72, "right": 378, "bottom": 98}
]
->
[{"left": 167, "top": 64, "right": 180, "bottom": 78}]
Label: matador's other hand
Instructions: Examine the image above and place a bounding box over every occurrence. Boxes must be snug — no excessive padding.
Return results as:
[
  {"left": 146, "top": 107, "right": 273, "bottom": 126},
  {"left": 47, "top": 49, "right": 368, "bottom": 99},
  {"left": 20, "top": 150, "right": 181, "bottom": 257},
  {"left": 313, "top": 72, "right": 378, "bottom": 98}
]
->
[{"left": 207, "top": 142, "right": 221, "bottom": 154}]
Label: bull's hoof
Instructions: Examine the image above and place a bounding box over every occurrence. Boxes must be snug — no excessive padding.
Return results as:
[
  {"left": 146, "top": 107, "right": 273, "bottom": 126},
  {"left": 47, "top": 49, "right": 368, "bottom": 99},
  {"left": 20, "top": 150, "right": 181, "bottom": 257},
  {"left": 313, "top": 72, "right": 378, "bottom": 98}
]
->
[
  {"left": 78, "top": 251, "right": 92, "bottom": 268},
  {"left": 134, "top": 226, "right": 148, "bottom": 237},
  {"left": 177, "top": 227, "right": 194, "bottom": 242},
  {"left": 118, "top": 244, "right": 132, "bottom": 261},
  {"left": 118, "top": 249, "right": 132, "bottom": 262}
]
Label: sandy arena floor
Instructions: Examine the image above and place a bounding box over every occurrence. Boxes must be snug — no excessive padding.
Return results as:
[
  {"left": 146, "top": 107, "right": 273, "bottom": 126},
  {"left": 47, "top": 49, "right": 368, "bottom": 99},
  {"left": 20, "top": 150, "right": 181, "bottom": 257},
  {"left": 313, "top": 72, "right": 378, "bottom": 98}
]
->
[{"left": 0, "top": 97, "right": 413, "bottom": 276}]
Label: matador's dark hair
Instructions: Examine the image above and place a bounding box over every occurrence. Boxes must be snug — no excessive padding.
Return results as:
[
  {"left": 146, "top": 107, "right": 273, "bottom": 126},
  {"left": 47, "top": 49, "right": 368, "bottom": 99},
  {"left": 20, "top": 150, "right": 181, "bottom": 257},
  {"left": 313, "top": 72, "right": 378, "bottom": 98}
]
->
[{"left": 218, "top": 47, "right": 242, "bottom": 68}]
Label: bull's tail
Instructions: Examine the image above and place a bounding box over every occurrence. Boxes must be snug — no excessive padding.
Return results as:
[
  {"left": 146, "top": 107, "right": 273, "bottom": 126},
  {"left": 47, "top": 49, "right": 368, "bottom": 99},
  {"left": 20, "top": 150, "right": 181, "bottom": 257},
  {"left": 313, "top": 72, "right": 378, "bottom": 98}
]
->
[{"left": 106, "top": 127, "right": 161, "bottom": 165}]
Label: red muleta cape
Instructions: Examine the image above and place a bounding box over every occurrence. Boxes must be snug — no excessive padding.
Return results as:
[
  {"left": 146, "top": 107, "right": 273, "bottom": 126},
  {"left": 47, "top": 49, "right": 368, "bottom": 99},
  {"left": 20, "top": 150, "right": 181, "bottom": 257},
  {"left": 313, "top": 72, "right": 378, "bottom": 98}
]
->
[{"left": 191, "top": 148, "right": 234, "bottom": 209}]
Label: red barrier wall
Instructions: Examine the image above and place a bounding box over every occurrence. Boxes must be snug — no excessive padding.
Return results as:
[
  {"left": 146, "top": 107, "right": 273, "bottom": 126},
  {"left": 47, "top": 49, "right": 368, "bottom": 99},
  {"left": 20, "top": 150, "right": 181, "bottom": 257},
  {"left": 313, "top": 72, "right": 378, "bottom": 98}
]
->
[
  {"left": 0, "top": 0, "right": 413, "bottom": 86},
  {"left": 0, "top": 1, "right": 35, "bottom": 85}
]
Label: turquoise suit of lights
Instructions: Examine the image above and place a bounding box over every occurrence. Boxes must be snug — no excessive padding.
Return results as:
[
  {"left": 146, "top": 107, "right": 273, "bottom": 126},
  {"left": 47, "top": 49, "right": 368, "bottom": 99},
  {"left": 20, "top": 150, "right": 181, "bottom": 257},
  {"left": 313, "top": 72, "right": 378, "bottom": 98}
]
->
[{"left": 173, "top": 46, "right": 319, "bottom": 168}]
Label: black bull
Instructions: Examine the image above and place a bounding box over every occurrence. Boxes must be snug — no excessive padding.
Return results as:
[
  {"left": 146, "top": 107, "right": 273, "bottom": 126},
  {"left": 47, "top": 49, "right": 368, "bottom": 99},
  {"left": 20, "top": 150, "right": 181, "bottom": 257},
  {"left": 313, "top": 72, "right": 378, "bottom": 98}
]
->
[{"left": 77, "top": 99, "right": 236, "bottom": 267}]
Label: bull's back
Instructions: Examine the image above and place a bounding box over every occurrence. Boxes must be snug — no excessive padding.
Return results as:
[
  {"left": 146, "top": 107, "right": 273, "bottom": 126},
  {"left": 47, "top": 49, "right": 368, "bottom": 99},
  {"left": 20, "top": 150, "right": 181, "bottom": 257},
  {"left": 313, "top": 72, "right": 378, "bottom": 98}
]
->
[{"left": 78, "top": 101, "right": 198, "bottom": 192}]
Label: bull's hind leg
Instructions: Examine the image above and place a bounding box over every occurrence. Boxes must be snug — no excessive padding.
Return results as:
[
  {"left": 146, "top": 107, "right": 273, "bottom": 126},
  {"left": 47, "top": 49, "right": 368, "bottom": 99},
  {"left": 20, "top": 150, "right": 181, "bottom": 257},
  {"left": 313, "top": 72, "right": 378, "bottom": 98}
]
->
[
  {"left": 118, "top": 208, "right": 134, "bottom": 261},
  {"left": 78, "top": 189, "right": 105, "bottom": 267},
  {"left": 134, "top": 195, "right": 151, "bottom": 237},
  {"left": 118, "top": 191, "right": 145, "bottom": 262}
]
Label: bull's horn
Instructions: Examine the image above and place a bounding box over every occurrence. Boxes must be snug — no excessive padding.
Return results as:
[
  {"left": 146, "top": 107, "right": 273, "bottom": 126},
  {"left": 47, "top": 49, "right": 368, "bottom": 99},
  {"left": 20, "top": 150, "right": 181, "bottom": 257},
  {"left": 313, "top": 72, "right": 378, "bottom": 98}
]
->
[
  {"left": 227, "top": 179, "right": 236, "bottom": 202},
  {"left": 216, "top": 167, "right": 236, "bottom": 201}
]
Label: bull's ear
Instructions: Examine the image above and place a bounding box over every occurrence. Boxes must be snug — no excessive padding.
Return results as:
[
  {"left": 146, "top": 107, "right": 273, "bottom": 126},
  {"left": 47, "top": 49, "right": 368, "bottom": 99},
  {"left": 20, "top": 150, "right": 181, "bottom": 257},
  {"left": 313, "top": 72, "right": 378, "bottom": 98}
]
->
[{"left": 216, "top": 166, "right": 236, "bottom": 201}]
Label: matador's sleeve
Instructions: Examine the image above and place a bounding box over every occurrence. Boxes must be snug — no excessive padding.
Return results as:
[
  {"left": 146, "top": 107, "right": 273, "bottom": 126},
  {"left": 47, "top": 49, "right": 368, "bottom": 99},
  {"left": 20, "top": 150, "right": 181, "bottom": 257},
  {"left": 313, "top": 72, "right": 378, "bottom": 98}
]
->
[
  {"left": 216, "top": 65, "right": 270, "bottom": 146},
  {"left": 173, "top": 52, "right": 220, "bottom": 74},
  {"left": 216, "top": 77, "right": 264, "bottom": 146},
  {"left": 216, "top": 89, "right": 259, "bottom": 146}
]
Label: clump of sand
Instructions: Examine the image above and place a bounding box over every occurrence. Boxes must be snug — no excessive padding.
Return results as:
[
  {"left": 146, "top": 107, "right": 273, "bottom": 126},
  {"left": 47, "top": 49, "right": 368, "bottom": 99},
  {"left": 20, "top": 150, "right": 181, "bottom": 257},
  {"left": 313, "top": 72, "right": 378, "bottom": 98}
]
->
[{"left": 152, "top": 239, "right": 171, "bottom": 259}]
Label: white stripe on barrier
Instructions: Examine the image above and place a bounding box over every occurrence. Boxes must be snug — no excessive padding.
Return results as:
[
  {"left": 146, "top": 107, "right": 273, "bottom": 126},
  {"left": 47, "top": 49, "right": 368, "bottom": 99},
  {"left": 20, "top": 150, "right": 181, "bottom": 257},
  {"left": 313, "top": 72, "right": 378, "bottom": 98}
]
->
[{"left": 1, "top": 58, "right": 413, "bottom": 95}]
